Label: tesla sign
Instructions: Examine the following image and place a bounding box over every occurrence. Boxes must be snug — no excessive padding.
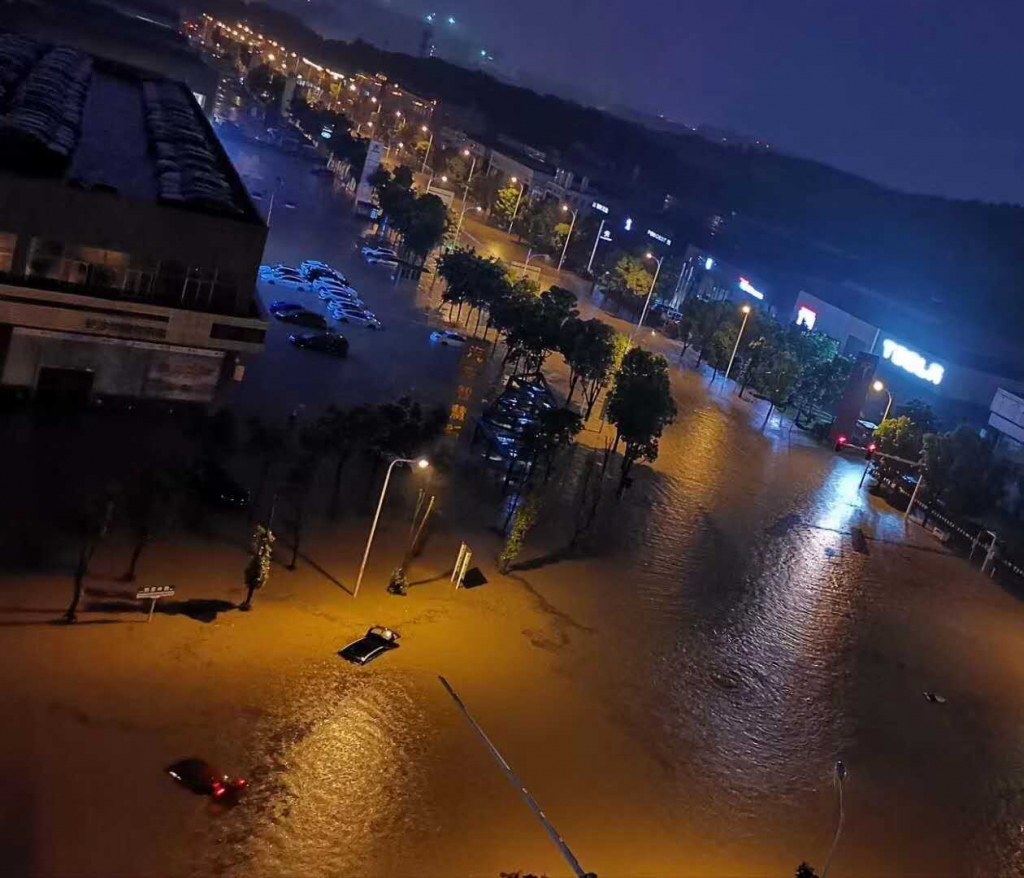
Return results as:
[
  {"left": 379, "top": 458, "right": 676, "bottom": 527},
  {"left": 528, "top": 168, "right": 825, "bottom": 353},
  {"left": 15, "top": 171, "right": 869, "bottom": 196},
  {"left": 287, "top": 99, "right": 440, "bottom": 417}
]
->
[{"left": 882, "top": 339, "right": 944, "bottom": 385}]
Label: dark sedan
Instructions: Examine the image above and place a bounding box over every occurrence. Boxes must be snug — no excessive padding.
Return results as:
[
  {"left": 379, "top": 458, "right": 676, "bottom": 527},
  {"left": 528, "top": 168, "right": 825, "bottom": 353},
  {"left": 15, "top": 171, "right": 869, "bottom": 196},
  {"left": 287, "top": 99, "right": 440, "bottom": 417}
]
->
[
  {"left": 167, "top": 758, "right": 247, "bottom": 801},
  {"left": 275, "top": 309, "right": 329, "bottom": 330},
  {"left": 289, "top": 332, "right": 349, "bottom": 357},
  {"left": 339, "top": 626, "right": 401, "bottom": 666}
]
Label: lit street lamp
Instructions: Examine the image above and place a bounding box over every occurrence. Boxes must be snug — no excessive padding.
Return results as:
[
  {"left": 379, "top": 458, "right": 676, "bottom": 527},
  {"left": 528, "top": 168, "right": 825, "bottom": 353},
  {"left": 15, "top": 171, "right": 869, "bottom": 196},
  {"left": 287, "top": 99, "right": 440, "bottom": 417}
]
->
[
  {"left": 426, "top": 172, "right": 447, "bottom": 190},
  {"left": 556, "top": 204, "right": 578, "bottom": 272},
  {"left": 461, "top": 148, "right": 478, "bottom": 207},
  {"left": 353, "top": 457, "right": 429, "bottom": 598},
  {"left": 629, "top": 252, "right": 664, "bottom": 344},
  {"left": 724, "top": 305, "right": 752, "bottom": 382},
  {"left": 455, "top": 203, "right": 482, "bottom": 245},
  {"left": 507, "top": 176, "right": 526, "bottom": 234},
  {"left": 420, "top": 125, "right": 434, "bottom": 174},
  {"left": 873, "top": 380, "right": 894, "bottom": 422}
]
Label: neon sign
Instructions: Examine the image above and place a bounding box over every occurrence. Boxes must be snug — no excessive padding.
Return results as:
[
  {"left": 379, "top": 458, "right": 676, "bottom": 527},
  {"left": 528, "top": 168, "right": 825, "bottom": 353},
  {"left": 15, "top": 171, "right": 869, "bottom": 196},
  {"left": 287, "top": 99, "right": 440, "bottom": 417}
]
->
[
  {"left": 738, "top": 277, "right": 764, "bottom": 300},
  {"left": 796, "top": 306, "right": 816, "bottom": 330},
  {"left": 592, "top": 201, "right": 609, "bottom": 214},
  {"left": 647, "top": 229, "right": 672, "bottom": 246},
  {"left": 704, "top": 257, "right": 714, "bottom": 270},
  {"left": 882, "top": 339, "right": 944, "bottom": 385}
]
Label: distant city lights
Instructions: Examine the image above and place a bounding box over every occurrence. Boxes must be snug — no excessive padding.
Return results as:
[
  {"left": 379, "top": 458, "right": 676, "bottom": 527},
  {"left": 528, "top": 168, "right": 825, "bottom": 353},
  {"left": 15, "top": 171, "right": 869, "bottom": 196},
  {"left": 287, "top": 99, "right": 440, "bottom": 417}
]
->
[
  {"left": 738, "top": 277, "right": 764, "bottom": 300},
  {"left": 882, "top": 339, "right": 944, "bottom": 385}
]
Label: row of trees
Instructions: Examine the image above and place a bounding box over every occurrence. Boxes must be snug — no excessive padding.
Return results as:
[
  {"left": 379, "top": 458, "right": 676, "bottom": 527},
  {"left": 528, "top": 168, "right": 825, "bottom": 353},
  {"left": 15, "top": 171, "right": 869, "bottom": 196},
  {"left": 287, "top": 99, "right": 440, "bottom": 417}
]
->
[
  {"left": 368, "top": 165, "right": 449, "bottom": 263},
  {"left": 670, "top": 298, "right": 855, "bottom": 428},
  {"left": 873, "top": 404, "right": 1011, "bottom": 521},
  {"left": 62, "top": 397, "right": 447, "bottom": 620}
]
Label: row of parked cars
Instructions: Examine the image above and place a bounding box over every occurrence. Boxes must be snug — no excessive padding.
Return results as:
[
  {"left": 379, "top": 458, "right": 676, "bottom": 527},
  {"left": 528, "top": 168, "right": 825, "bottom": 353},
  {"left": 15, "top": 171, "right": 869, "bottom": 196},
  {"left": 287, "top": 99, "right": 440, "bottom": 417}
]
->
[
  {"left": 474, "top": 375, "right": 556, "bottom": 469},
  {"left": 260, "top": 260, "right": 386, "bottom": 358}
]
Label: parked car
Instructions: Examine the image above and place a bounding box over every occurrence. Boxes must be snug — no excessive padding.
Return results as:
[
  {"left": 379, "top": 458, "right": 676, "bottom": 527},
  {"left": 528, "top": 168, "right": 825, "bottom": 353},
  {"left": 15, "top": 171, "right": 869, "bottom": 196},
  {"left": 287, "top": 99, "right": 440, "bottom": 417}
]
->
[
  {"left": 267, "top": 301, "right": 303, "bottom": 315},
  {"left": 430, "top": 330, "right": 468, "bottom": 347},
  {"left": 308, "top": 267, "right": 348, "bottom": 285},
  {"left": 328, "top": 305, "right": 382, "bottom": 329},
  {"left": 365, "top": 255, "right": 399, "bottom": 268},
  {"left": 288, "top": 332, "right": 349, "bottom": 357},
  {"left": 265, "top": 273, "right": 309, "bottom": 291},
  {"left": 361, "top": 245, "right": 398, "bottom": 260},
  {"left": 338, "top": 626, "right": 401, "bottom": 666},
  {"left": 188, "top": 460, "right": 249, "bottom": 508},
  {"left": 300, "top": 259, "right": 329, "bottom": 273},
  {"left": 275, "top": 309, "right": 328, "bottom": 330},
  {"left": 258, "top": 263, "right": 288, "bottom": 278},
  {"left": 321, "top": 291, "right": 366, "bottom": 309},
  {"left": 167, "top": 758, "right": 247, "bottom": 801}
]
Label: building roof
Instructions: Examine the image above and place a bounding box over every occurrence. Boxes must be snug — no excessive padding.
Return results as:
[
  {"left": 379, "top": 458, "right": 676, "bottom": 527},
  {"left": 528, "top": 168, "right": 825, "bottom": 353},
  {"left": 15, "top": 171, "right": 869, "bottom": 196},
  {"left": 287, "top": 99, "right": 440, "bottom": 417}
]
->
[{"left": 0, "top": 33, "right": 259, "bottom": 223}]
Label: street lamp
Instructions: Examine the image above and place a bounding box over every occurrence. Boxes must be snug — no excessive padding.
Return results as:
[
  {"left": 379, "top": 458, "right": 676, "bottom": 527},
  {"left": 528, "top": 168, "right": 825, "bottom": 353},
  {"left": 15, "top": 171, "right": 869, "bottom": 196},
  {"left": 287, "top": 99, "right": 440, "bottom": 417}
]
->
[
  {"left": 455, "top": 203, "right": 482, "bottom": 245},
  {"left": 556, "top": 204, "right": 578, "bottom": 272},
  {"left": 724, "top": 305, "right": 752, "bottom": 382},
  {"left": 629, "top": 252, "right": 664, "bottom": 343},
  {"left": 507, "top": 176, "right": 526, "bottom": 234},
  {"left": 586, "top": 215, "right": 607, "bottom": 274},
  {"left": 353, "top": 457, "right": 429, "bottom": 598},
  {"left": 420, "top": 125, "right": 434, "bottom": 174},
  {"left": 873, "top": 380, "right": 894, "bottom": 422},
  {"left": 461, "top": 148, "right": 477, "bottom": 207}
]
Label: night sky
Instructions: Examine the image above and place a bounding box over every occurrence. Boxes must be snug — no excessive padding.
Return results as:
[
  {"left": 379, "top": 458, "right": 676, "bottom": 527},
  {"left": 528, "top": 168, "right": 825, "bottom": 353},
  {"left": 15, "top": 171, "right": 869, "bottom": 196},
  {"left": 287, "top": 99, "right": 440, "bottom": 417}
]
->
[{"left": 301, "top": 0, "right": 1024, "bottom": 205}]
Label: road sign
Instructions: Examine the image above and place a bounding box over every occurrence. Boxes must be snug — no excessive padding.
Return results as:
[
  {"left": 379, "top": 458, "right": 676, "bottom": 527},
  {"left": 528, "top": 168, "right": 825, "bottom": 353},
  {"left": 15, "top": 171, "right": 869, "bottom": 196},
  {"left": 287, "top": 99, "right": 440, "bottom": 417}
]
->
[{"left": 136, "top": 585, "right": 176, "bottom": 622}]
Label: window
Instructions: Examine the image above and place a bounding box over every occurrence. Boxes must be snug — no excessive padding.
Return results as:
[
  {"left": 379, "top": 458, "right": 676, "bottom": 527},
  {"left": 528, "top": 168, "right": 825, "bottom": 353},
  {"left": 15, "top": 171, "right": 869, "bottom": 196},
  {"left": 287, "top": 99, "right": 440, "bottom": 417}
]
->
[{"left": 0, "top": 232, "right": 15, "bottom": 273}]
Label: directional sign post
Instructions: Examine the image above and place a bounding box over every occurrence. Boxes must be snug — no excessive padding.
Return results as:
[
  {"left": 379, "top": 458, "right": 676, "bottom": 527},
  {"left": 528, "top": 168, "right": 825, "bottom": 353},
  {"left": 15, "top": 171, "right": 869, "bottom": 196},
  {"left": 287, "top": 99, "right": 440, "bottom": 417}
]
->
[{"left": 136, "top": 585, "right": 176, "bottom": 622}]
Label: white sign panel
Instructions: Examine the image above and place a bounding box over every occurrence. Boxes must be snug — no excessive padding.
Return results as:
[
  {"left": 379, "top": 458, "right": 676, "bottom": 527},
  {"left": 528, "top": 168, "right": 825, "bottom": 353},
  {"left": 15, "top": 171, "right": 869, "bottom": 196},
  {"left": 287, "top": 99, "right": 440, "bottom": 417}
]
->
[{"left": 647, "top": 229, "right": 672, "bottom": 247}]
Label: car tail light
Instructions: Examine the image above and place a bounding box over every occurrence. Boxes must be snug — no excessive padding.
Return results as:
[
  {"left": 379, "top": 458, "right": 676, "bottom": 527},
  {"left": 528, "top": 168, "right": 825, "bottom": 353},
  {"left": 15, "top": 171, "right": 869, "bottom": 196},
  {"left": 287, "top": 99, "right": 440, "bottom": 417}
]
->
[
  {"left": 837, "top": 435, "right": 847, "bottom": 445},
  {"left": 868, "top": 443, "right": 877, "bottom": 453},
  {"left": 213, "top": 782, "right": 225, "bottom": 796},
  {"left": 236, "top": 778, "right": 247, "bottom": 788}
]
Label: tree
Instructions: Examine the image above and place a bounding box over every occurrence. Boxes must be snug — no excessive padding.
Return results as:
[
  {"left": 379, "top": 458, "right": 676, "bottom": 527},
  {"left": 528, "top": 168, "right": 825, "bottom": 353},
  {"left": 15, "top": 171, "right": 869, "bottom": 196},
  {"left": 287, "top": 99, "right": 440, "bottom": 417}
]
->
[
  {"left": 312, "top": 405, "right": 380, "bottom": 519},
  {"left": 533, "top": 407, "right": 583, "bottom": 481},
  {"left": 796, "top": 354, "right": 854, "bottom": 420},
  {"left": 62, "top": 491, "right": 117, "bottom": 623},
  {"left": 120, "top": 464, "right": 179, "bottom": 582},
  {"left": 605, "top": 253, "right": 653, "bottom": 317},
  {"left": 491, "top": 183, "right": 522, "bottom": 227},
  {"left": 688, "top": 300, "right": 731, "bottom": 367},
  {"left": 706, "top": 326, "right": 737, "bottom": 380},
  {"left": 403, "top": 193, "right": 448, "bottom": 263},
  {"left": 607, "top": 348, "right": 678, "bottom": 495},
  {"left": 516, "top": 198, "right": 564, "bottom": 251},
  {"left": 241, "top": 524, "right": 275, "bottom": 610},
  {"left": 922, "top": 427, "right": 1007, "bottom": 517},
  {"left": 795, "top": 864, "right": 819, "bottom": 878},
  {"left": 245, "top": 416, "right": 289, "bottom": 523},
  {"left": 498, "top": 494, "right": 543, "bottom": 572},
  {"left": 897, "top": 398, "right": 940, "bottom": 434},
  {"left": 559, "top": 317, "right": 617, "bottom": 406},
  {"left": 438, "top": 248, "right": 509, "bottom": 327},
  {"left": 754, "top": 348, "right": 801, "bottom": 430},
  {"left": 188, "top": 408, "right": 237, "bottom": 464},
  {"left": 245, "top": 63, "right": 284, "bottom": 103},
  {"left": 872, "top": 416, "right": 923, "bottom": 484}
]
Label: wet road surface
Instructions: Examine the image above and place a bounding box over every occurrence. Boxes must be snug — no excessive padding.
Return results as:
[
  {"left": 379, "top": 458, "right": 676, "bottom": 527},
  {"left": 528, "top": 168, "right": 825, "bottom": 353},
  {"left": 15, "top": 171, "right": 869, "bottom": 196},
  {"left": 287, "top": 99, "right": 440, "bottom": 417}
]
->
[{"left": 3, "top": 136, "right": 1024, "bottom": 877}]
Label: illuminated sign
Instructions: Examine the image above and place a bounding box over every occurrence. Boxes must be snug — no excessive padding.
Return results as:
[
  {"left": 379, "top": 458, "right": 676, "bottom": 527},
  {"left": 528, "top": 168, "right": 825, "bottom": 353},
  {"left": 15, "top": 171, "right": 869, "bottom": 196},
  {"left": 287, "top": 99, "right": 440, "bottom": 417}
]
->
[
  {"left": 320, "top": 125, "right": 333, "bottom": 140},
  {"left": 796, "top": 306, "right": 816, "bottom": 331},
  {"left": 738, "top": 277, "right": 764, "bottom": 300},
  {"left": 600, "top": 230, "right": 612, "bottom": 241},
  {"left": 882, "top": 339, "right": 944, "bottom": 385},
  {"left": 704, "top": 257, "right": 714, "bottom": 271},
  {"left": 592, "top": 201, "right": 609, "bottom": 214},
  {"left": 647, "top": 229, "right": 672, "bottom": 246},
  {"left": 624, "top": 217, "right": 633, "bottom": 231}
]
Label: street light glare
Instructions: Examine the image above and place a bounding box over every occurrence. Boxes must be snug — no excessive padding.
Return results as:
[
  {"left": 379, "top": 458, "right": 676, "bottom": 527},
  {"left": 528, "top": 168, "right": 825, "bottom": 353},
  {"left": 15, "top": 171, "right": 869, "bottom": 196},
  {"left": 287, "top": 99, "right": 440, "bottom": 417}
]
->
[
  {"left": 742, "top": 305, "right": 751, "bottom": 314},
  {"left": 416, "top": 458, "right": 430, "bottom": 469},
  {"left": 422, "top": 125, "right": 429, "bottom": 132},
  {"left": 511, "top": 176, "right": 517, "bottom": 183},
  {"left": 873, "top": 380, "right": 885, "bottom": 392},
  {"left": 463, "top": 149, "right": 470, "bottom": 156},
  {"left": 646, "top": 252, "right": 654, "bottom": 259}
]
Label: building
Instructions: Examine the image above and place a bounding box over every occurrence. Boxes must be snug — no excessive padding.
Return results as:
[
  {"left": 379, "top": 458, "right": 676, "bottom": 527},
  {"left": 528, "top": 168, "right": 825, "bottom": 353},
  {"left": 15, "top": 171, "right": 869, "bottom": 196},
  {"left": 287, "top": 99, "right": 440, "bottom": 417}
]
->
[
  {"left": 988, "top": 389, "right": 1024, "bottom": 465},
  {"left": 0, "top": 36, "right": 268, "bottom": 406},
  {"left": 672, "top": 245, "right": 773, "bottom": 313},
  {"left": 8, "top": 0, "right": 219, "bottom": 111}
]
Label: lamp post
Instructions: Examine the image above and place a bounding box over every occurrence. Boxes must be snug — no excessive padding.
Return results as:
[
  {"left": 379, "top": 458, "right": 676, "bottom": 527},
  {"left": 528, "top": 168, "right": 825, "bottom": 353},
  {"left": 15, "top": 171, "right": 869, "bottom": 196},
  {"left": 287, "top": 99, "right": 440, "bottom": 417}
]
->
[
  {"left": 353, "top": 457, "right": 429, "bottom": 598},
  {"left": 454, "top": 204, "right": 481, "bottom": 245},
  {"left": 586, "top": 217, "right": 607, "bottom": 274},
  {"left": 557, "top": 204, "right": 578, "bottom": 272},
  {"left": 420, "top": 125, "right": 434, "bottom": 174},
  {"left": 507, "top": 176, "right": 526, "bottom": 234},
  {"left": 426, "top": 172, "right": 447, "bottom": 191},
  {"left": 461, "top": 148, "right": 477, "bottom": 207},
  {"left": 724, "top": 305, "right": 752, "bottom": 382},
  {"left": 629, "top": 252, "right": 664, "bottom": 344},
  {"left": 873, "top": 380, "right": 894, "bottom": 422}
]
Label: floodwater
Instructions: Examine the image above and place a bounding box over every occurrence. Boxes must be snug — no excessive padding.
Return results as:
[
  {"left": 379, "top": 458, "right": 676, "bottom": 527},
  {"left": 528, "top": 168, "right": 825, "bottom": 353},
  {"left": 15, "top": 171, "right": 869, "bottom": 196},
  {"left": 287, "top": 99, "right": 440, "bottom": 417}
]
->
[{"left": 4, "top": 134, "right": 1024, "bottom": 878}]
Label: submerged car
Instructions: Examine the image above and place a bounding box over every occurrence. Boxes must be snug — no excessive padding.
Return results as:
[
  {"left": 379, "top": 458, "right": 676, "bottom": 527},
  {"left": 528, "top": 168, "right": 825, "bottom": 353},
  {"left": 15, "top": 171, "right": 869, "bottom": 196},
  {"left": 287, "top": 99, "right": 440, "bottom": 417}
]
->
[
  {"left": 430, "top": 330, "right": 468, "bottom": 347},
  {"left": 167, "top": 758, "right": 247, "bottom": 801},
  {"left": 288, "top": 332, "right": 349, "bottom": 357},
  {"left": 339, "top": 626, "right": 401, "bottom": 666}
]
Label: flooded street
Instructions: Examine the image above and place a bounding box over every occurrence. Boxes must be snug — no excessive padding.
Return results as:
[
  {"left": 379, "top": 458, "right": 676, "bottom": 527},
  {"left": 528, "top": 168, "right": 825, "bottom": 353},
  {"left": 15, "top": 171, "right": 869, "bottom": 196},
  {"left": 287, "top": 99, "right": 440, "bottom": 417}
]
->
[{"left": 4, "top": 138, "right": 1024, "bottom": 878}]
